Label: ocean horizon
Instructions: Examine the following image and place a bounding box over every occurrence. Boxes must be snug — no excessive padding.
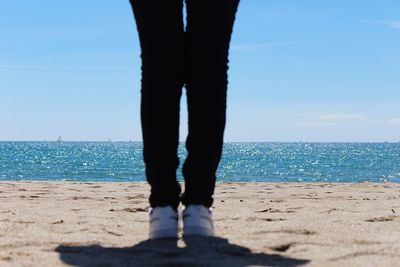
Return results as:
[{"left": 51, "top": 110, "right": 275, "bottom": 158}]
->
[{"left": 1, "top": 141, "right": 399, "bottom": 183}]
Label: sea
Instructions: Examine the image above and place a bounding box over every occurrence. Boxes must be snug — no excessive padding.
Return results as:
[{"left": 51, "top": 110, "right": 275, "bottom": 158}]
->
[{"left": 0, "top": 142, "right": 399, "bottom": 183}]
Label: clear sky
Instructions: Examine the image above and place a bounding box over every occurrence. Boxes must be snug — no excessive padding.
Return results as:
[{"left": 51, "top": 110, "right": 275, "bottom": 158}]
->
[{"left": 1, "top": 0, "right": 399, "bottom": 142}]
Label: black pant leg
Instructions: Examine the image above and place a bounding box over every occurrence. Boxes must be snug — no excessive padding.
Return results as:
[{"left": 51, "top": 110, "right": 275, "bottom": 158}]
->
[
  {"left": 181, "top": 0, "right": 240, "bottom": 207},
  {"left": 130, "top": 0, "right": 185, "bottom": 209}
]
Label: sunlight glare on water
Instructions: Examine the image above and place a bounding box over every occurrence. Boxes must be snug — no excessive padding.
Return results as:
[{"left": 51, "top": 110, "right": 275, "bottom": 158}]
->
[{"left": 0, "top": 142, "right": 399, "bottom": 182}]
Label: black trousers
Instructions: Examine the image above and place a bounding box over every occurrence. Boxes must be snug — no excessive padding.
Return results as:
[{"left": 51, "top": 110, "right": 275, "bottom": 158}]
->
[{"left": 130, "top": 0, "right": 240, "bottom": 209}]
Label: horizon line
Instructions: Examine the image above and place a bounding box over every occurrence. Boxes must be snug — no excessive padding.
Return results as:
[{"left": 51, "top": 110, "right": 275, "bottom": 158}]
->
[{"left": 0, "top": 140, "right": 399, "bottom": 143}]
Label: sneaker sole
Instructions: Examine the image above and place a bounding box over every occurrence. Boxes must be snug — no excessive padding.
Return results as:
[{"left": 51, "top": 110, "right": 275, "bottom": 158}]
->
[
  {"left": 183, "top": 226, "right": 214, "bottom": 237},
  {"left": 149, "top": 228, "right": 178, "bottom": 240}
]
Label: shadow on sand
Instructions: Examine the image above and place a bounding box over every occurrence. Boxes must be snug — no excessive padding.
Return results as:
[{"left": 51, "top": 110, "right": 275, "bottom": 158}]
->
[{"left": 56, "top": 236, "right": 309, "bottom": 267}]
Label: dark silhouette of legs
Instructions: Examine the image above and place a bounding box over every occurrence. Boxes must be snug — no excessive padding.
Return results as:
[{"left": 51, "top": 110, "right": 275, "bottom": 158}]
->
[
  {"left": 130, "top": 0, "right": 240, "bottom": 209},
  {"left": 181, "top": 0, "right": 240, "bottom": 208},
  {"left": 130, "top": 0, "right": 185, "bottom": 209}
]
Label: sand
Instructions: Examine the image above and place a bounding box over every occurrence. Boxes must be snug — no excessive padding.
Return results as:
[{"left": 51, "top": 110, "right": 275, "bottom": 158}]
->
[{"left": 0, "top": 181, "right": 399, "bottom": 267}]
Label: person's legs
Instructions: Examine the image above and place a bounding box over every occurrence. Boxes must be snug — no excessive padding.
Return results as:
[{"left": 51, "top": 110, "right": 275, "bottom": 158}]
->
[
  {"left": 181, "top": 0, "right": 240, "bottom": 208},
  {"left": 130, "top": 0, "right": 185, "bottom": 210}
]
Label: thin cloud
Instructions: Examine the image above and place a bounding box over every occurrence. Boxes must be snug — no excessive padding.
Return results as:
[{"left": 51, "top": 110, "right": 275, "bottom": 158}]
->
[
  {"left": 293, "top": 113, "right": 367, "bottom": 127},
  {"left": 71, "top": 53, "right": 138, "bottom": 62},
  {"left": 389, "top": 118, "right": 400, "bottom": 125},
  {"left": 291, "top": 112, "right": 316, "bottom": 117},
  {"left": 28, "top": 26, "right": 128, "bottom": 38},
  {"left": 318, "top": 113, "right": 366, "bottom": 122},
  {"left": 62, "top": 66, "right": 133, "bottom": 70},
  {"left": 231, "top": 40, "right": 326, "bottom": 51},
  {"left": 334, "top": 88, "right": 382, "bottom": 93},
  {"left": 0, "top": 64, "right": 133, "bottom": 70},
  {"left": 292, "top": 121, "right": 325, "bottom": 127},
  {"left": 361, "top": 20, "right": 400, "bottom": 29},
  {"left": 0, "top": 64, "right": 49, "bottom": 69},
  {"left": 389, "top": 21, "right": 400, "bottom": 29}
]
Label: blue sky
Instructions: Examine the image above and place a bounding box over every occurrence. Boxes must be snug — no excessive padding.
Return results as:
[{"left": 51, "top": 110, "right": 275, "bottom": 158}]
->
[{"left": 1, "top": 0, "right": 399, "bottom": 142}]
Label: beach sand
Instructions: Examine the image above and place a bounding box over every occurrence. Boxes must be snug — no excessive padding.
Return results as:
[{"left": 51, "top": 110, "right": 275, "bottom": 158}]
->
[{"left": 0, "top": 181, "right": 399, "bottom": 267}]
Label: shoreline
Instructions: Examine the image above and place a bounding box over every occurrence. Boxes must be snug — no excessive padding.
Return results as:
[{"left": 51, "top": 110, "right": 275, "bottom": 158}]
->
[
  {"left": 2, "top": 180, "right": 398, "bottom": 184},
  {"left": 1, "top": 181, "right": 399, "bottom": 266}
]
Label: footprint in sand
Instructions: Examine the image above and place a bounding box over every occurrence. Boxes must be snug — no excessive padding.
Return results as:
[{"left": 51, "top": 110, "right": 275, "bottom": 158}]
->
[
  {"left": 34, "top": 192, "right": 49, "bottom": 195},
  {"left": 126, "top": 194, "right": 146, "bottom": 199},
  {"left": 268, "top": 199, "right": 285, "bottom": 203},
  {"left": 214, "top": 217, "right": 241, "bottom": 221},
  {"left": 353, "top": 239, "right": 382, "bottom": 245},
  {"left": 109, "top": 207, "right": 148, "bottom": 213},
  {"left": 67, "top": 188, "right": 83, "bottom": 192},
  {"left": 254, "top": 229, "right": 316, "bottom": 235},
  {"left": 365, "top": 216, "right": 397, "bottom": 222},
  {"left": 323, "top": 208, "right": 344, "bottom": 214},
  {"left": 0, "top": 256, "right": 12, "bottom": 261},
  {"left": 71, "top": 196, "right": 92, "bottom": 200},
  {"left": 70, "top": 208, "right": 82, "bottom": 212},
  {"left": 256, "top": 208, "right": 295, "bottom": 213},
  {"left": 246, "top": 217, "right": 286, "bottom": 222}
]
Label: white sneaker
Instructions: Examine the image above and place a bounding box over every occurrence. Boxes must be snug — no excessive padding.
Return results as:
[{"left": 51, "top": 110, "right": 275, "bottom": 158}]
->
[
  {"left": 148, "top": 206, "right": 178, "bottom": 239},
  {"left": 182, "top": 205, "right": 215, "bottom": 237}
]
